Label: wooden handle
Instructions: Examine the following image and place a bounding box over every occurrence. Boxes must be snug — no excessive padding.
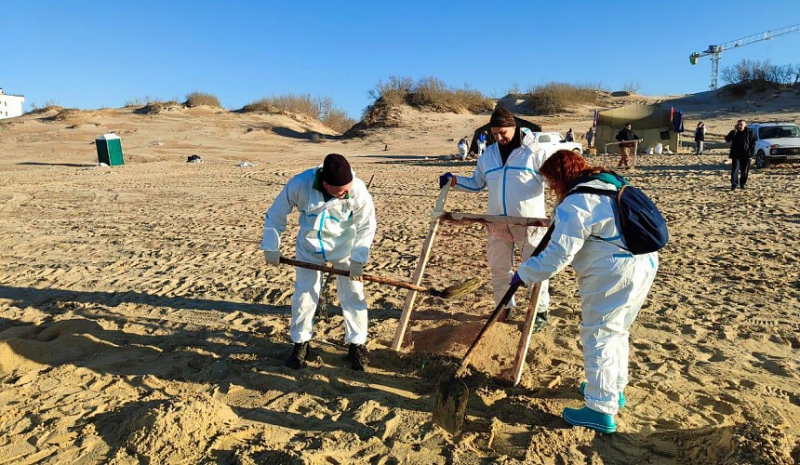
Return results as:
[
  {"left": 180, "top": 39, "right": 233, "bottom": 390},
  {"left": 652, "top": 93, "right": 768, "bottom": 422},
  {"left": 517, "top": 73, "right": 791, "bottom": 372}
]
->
[
  {"left": 434, "top": 212, "right": 550, "bottom": 228},
  {"left": 391, "top": 183, "right": 451, "bottom": 351},
  {"left": 511, "top": 281, "right": 542, "bottom": 386},
  {"left": 279, "top": 257, "right": 434, "bottom": 294}
]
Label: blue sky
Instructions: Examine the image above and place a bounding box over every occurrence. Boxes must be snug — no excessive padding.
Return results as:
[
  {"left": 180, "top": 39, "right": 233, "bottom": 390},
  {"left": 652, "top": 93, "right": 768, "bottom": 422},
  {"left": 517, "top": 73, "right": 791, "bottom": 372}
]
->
[{"left": 2, "top": 1, "right": 799, "bottom": 119}]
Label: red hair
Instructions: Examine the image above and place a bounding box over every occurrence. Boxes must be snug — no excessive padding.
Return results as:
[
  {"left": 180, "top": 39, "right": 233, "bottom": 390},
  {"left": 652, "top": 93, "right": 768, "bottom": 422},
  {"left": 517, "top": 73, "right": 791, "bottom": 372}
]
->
[{"left": 540, "top": 150, "right": 608, "bottom": 200}]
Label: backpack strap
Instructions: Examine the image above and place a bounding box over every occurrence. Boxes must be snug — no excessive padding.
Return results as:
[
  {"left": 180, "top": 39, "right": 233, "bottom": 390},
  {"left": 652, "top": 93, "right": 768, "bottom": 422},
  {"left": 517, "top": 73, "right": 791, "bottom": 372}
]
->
[
  {"left": 570, "top": 185, "right": 631, "bottom": 227},
  {"left": 564, "top": 186, "right": 629, "bottom": 246},
  {"left": 567, "top": 172, "right": 627, "bottom": 191},
  {"left": 568, "top": 186, "right": 616, "bottom": 198}
]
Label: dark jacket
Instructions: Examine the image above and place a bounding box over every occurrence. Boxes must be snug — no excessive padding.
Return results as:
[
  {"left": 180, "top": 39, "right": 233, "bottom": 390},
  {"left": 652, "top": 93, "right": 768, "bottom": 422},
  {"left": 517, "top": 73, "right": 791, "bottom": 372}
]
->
[
  {"left": 725, "top": 128, "right": 755, "bottom": 159},
  {"left": 616, "top": 128, "right": 639, "bottom": 148},
  {"left": 694, "top": 126, "right": 705, "bottom": 142}
]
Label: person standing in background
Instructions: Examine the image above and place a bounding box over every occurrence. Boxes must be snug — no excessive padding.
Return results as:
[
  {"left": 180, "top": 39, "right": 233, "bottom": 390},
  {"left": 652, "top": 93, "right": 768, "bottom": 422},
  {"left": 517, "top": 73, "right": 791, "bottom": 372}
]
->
[
  {"left": 694, "top": 122, "right": 706, "bottom": 155},
  {"left": 477, "top": 131, "right": 488, "bottom": 156},
  {"left": 457, "top": 136, "right": 470, "bottom": 160},
  {"left": 725, "top": 120, "right": 755, "bottom": 190},
  {"left": 586, "top": 127, "right": 595, "bottom": 148},
  {"left": 615, "top": 123, "right": 639, "bottom": 169}
]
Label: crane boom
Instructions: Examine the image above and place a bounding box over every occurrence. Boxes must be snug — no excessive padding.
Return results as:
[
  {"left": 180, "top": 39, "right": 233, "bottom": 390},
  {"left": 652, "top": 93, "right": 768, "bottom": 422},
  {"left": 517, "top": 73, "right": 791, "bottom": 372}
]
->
[{"left": 689, "top": 23, "right": 800, "bottom": 89}]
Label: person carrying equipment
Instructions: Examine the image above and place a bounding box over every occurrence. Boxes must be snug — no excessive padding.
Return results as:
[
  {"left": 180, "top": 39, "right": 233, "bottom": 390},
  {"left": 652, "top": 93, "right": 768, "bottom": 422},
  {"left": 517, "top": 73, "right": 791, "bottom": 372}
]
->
[{"left": 261, "top": 153, "right": 377, "bottom": 371}]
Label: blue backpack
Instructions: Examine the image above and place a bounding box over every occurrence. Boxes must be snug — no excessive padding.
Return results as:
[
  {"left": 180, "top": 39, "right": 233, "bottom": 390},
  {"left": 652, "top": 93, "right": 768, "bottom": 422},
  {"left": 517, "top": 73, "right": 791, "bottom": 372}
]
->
[{"left": 566, "top": 172, "right": 668, "bottom": 255}]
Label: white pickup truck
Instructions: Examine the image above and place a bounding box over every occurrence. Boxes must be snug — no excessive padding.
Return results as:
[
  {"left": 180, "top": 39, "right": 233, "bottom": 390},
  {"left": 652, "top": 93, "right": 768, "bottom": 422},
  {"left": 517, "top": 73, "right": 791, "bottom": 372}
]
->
[{"left": 530, "top": 132, "right": 583, "bottom": 157}]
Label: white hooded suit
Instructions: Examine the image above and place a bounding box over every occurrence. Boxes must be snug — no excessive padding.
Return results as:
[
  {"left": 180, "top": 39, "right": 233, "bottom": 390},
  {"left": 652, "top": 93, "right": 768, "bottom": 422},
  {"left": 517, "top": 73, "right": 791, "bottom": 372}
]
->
[
  {"left": 452, "top": 128, "right": 550, "bottom": 312},
  {"left": 516, "top": 177, "right": 659, "bottom": 415},
  {"left": 260, "top": 167, "right": 377, "bottom": 345}
]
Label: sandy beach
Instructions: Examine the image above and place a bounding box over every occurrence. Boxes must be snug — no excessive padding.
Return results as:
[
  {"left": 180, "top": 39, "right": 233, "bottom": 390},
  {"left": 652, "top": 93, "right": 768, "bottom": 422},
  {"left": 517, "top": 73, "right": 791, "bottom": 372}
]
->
[{"left": 0, "top": 91, "right": 798, "bottom": 464}]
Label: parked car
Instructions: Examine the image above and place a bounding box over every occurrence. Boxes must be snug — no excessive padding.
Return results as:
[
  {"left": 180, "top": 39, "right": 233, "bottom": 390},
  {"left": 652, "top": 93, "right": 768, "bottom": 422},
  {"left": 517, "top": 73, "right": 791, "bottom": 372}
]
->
[
  {"left": 748, "top": 122, "right": 800, "bottom": 168},
  {"left": 530, "top": 132, "right": 583, "bottom": 157}
]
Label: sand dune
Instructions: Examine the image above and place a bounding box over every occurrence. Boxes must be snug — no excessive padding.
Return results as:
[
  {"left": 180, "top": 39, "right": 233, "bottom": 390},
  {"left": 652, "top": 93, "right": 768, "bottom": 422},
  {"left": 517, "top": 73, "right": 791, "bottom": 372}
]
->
[{"left": 0, "top": 98, "right": 798, "bottom": 464}]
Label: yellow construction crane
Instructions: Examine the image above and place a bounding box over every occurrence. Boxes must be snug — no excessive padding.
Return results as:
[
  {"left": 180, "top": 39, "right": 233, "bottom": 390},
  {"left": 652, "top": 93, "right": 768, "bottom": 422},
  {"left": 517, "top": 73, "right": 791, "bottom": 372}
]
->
[{"left": 690, "top": 23, "right": 800, "bottom": 90}]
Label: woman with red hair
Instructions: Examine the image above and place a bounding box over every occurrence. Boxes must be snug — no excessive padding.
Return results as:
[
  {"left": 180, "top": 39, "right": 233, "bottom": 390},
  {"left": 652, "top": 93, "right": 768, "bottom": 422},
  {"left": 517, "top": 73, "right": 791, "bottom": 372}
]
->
[{"left": 512, "top": 150, "right": 659, "bottom": 434}]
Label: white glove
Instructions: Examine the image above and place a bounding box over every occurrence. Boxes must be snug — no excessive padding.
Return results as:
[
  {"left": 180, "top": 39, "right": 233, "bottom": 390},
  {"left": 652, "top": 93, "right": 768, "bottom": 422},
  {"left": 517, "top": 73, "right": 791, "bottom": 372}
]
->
[
  {"left": 264, "top": 250, "right": 281, "bottom": 266},
  {"left": 349, "top": 261, "right": 364, "bottom": 281}
]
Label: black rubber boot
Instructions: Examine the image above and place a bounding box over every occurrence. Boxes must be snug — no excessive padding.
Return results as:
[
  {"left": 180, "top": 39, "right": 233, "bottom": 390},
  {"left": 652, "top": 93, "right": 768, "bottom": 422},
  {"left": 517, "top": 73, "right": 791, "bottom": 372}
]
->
[
  {"left": 285, "top": 342, "right": 311, "bottom": 369},
  {"left": 347, "top": 343, "right": 369, "bottom": 371}
]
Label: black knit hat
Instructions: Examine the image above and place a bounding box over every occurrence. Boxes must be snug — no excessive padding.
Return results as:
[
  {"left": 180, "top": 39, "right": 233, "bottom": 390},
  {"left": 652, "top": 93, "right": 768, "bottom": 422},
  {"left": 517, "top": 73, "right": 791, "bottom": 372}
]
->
[
  {"left": 321, "top": 153, "right": 353, "bottom": 186},
  {"left": 490, "top": 107, "right": 516, "bottom": 128}
]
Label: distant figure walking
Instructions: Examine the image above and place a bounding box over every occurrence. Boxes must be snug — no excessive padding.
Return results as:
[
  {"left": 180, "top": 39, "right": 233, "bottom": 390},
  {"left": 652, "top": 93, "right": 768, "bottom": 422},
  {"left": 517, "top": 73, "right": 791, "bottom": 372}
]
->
[
  {"left": 457, "top": 136, "right": 470, "bottom": 160},
  {"left": 694, "top": 122, "right": 706, "bottom": 155},
  {"left": 725, "top": 119, "right": 755, "bottom": 191},
  {"left": 565, "top": 128, "right": 575, "bottom": 142},
  {"left": 586, "top": 127, "right": 595, "bottom": 148},
  {"left": 615, "top": 123, "right": 640, "bottom": 169}
]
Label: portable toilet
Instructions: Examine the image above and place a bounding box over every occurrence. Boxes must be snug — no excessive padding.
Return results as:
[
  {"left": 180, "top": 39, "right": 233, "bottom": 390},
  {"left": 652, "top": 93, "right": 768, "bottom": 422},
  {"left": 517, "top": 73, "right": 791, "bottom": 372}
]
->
[{"left": 96, "top": 133, "right": 124, "bottom": 166}]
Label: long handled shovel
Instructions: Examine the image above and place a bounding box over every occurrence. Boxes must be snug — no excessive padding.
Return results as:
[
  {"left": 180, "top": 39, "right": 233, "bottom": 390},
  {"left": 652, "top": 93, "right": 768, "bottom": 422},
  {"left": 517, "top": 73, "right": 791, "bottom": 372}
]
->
[
  {"left": 432, "top": 224, "right": 554, "bottom": 435},
  {"left": 279, "top": 257, "right": 481, "bottom": 299}
]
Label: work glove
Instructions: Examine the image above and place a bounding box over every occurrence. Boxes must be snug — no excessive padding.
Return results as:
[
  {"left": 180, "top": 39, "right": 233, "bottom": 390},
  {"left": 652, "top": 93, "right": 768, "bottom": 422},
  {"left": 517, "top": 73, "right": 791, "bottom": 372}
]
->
[
  {"left": 438, "top": 172, "right": 455, "bottom": 189},
  {"left": 349, "top": 261, "right": 365, "bottom": 281},
  {"left": 264, "top": 250, "right": 281, "bottom": 266},
  {"left": 510, "top": 272, "right": 525, "bottom": 287}
]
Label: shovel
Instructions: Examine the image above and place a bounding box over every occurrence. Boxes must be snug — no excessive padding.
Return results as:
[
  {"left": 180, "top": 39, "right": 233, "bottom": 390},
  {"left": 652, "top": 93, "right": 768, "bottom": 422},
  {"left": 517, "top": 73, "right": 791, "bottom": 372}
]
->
[
  {"left": 432, "top": 224, "right": 554, "bottom": 435},
  {"left": 279, "top": 257, "right": 481, "bottom": 299}
]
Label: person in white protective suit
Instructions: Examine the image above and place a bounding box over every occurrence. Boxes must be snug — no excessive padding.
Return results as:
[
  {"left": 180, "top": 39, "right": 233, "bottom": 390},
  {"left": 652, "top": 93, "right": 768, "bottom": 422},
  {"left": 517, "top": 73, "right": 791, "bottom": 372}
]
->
[
  {"left": 512, "top": 149, "right": 659, "bottom": 434},
  {"left": 457, "top": 136, "right": 470, "bottom": 160},
  {"left": 477, "top": 131, "right": 488, "bottom": 156},
  {"left": 261, "top": 154, "right": 377, "bottom": 371},
  {"left": 439, "top": 107, "right": 550, "bottom": 330}
]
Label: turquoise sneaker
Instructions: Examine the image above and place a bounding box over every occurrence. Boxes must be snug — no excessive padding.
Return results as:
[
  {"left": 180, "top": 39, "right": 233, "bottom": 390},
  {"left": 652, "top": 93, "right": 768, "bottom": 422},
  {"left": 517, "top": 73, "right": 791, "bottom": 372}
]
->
[
  {"left": 562, "top": 406, "right": 617, "bottom": 434},
  {"left": 579, "top": 382, "right": 625, "bottom": 408}
]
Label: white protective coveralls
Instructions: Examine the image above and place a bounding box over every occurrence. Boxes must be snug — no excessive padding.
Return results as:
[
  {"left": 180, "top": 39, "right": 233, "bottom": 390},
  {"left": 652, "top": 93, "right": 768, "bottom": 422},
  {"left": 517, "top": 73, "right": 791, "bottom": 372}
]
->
[
  {"left": 516, "top": 177, "right": 659, "bottom": 415},
  {"left": 452, "top": 128, "right": 550, "bottom": 312},
  {"left": 457, "top": 139, "right": 469, "bottom": 160},
  {"left": 260, "top": 167, "right": 377, "bottom": 345},
  {"left": 477, "top": 140, "right": 487, "bottom": 156}
]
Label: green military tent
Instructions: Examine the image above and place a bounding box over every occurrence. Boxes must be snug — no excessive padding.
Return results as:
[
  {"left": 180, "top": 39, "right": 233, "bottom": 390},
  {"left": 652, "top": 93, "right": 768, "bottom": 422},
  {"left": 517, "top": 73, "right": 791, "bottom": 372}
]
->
[{"left": 595, "top": 104, "right": 678, "bottom": 154}]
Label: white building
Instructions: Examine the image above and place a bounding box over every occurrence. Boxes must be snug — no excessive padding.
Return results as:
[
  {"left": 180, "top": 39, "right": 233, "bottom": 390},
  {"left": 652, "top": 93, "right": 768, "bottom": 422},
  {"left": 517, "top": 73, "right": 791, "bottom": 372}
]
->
[{"left": 0, "top": 88, "right": 25, "bottom": 119}]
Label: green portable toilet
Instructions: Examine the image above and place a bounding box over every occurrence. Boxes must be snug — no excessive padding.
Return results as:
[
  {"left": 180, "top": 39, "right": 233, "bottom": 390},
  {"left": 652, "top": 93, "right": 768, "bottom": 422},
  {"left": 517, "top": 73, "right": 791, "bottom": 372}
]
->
[{"left": 96, "top": 133, "right": 124, "bottom": 166}]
